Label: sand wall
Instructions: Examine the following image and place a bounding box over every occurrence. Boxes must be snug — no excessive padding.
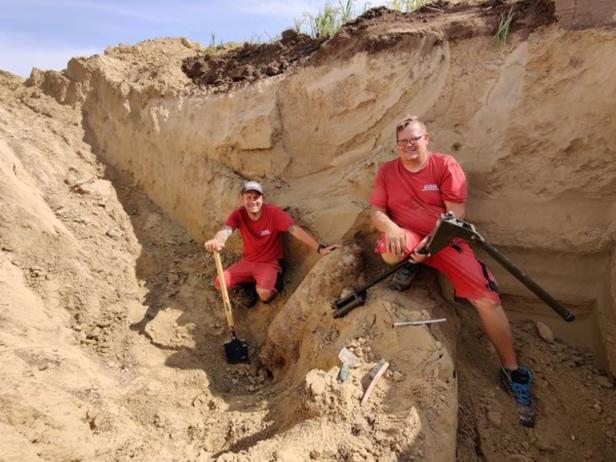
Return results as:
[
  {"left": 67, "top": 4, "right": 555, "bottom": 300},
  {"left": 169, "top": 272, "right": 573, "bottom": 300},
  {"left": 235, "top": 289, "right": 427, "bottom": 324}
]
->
[
  {"left": 32, "top": 21, "right": 616, "bottom": 374},
  {"left": 556, "top": 0, "right": 616, "bottom": 28}
]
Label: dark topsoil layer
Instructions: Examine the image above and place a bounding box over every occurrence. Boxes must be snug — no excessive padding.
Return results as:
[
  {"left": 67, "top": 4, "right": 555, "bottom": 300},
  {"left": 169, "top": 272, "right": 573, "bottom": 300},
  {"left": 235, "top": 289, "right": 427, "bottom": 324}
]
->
[{"left": 181, "top": 0, "right": 555, "bottom": 92}]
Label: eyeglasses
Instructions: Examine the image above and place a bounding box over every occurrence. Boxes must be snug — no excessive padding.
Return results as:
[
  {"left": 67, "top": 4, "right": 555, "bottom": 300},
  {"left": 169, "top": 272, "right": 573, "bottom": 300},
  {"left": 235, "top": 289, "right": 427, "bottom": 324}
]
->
[{"left": 396, "top": 135, "right": 425, "bottom": 146}]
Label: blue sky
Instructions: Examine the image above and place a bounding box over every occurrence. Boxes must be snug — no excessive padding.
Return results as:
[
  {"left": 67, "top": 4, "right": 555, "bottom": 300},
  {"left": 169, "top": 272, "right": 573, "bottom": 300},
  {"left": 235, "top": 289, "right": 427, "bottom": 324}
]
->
[{"left": 0, "top": 0, "right": 388, "bottom": 77}]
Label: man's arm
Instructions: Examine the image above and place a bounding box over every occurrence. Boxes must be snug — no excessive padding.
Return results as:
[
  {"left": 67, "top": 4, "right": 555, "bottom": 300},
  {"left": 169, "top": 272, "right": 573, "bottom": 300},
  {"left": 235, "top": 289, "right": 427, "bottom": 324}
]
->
[
  {"left": 288, "top": 224, "right": 341, "bottom": 255},
  {"left": 204, "top": 226, "right": 234, "bottom": 252},
  {"left": 370, "top": 207, "right": 407, "bottom": 256},
  {"left": 444, "top": 201, "right": 466, "bottom": 219}
]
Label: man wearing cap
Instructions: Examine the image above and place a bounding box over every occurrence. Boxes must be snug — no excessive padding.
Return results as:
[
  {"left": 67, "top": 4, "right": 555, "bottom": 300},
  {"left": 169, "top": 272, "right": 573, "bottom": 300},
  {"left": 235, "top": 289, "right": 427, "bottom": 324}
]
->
[{"left": 204, "top": 180, "right": 340, "bottom": 306}]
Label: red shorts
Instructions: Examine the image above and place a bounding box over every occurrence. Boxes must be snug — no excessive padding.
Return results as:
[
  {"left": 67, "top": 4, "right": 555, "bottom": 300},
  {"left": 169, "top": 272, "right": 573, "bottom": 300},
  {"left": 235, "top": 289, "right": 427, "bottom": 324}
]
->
[
  {"left": 215, "top": 258, "right": 283, "bottom": 293},
  {"left": 376, "top": 229, "right": 500, "bottom": 304}
]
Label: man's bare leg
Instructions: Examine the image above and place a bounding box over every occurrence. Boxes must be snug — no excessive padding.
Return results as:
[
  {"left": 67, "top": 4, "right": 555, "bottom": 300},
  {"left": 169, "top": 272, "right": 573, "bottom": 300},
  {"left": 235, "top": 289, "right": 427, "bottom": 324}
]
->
[
  {"left": 470, "top": 298, "right": 518, "bottom": 369},
  {"left": 383, "top": 252, "right": 517, "bottom": 366},
  {"left": 382, "top": 252, "right": 516, "bottom": 366},
  {"left": 381, "top": 252, "right": 402, "bottom": 264},
  {"left": 380, "top": 256, "right": 533, "bottom": 425},
  {"left": 472, "top": 298, "right": 536, "bottom": 427}
]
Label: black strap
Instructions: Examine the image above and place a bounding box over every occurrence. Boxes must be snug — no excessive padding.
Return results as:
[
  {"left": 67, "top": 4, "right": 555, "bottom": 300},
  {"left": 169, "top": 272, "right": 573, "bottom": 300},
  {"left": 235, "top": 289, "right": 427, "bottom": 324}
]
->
[{"left": 478, "top": 260, "right": 499, "bottom": 293}]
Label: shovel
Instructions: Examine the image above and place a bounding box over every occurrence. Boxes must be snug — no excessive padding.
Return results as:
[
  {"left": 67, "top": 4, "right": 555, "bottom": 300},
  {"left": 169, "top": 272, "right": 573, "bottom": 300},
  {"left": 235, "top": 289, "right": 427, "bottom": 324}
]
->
[{"left": 213, "top": 251, "right": 249, "bottom": 363}]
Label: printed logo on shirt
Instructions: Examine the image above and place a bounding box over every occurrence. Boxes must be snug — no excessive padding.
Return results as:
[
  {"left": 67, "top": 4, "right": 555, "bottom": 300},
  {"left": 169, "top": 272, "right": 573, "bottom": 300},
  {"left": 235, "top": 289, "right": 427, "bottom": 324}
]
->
[
  {"left": 422, "top": 184, "right": 439, "bottom": 192},
  {"left": 260, "top": 229, "right": 272, "bottom": 236}
]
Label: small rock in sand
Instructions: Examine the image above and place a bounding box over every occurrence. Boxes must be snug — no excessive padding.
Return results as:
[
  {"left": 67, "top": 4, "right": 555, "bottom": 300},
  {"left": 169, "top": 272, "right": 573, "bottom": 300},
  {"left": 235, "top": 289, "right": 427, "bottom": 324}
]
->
[{"left": 536, "top": 321, "right": 554, "bottom": 343}]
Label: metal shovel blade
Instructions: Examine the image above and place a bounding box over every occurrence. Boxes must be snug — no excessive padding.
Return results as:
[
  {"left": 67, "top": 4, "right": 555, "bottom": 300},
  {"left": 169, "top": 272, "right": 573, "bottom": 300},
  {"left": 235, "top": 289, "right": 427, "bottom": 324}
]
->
[{"left": 224, "top": 335, "right": 249, "bottom": 364}]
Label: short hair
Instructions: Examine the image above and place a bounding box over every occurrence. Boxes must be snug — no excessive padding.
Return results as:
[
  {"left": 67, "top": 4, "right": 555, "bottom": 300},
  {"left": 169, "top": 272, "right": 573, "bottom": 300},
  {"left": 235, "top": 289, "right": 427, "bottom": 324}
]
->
[{"left": 395, "top": 115, "right": 427, "bottom": 139}]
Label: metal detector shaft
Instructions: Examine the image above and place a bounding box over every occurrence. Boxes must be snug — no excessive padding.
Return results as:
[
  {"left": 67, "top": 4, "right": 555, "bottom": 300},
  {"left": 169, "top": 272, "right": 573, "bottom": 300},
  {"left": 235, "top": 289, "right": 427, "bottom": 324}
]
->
[
  {"left": 474, "top": 238, "right": 575, "bottom": 322},
  {"left": 335, "top": 259, "right": 412, "bottom": 306},
  {"left": 332, "top": 245, "right": 430, "bottom": 317},
  {"left": 333, "top": 230, "right": 447, "bottom": 317},
  {"left": 332, "top": 259, "right": 416, "bottom": 318}
]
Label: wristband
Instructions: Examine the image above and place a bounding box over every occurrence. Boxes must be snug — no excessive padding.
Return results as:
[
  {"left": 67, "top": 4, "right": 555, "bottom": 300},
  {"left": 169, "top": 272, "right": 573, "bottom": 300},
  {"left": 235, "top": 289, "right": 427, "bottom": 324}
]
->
[{"left": 317, "top": 243, "right": 326, "bottom": 254}]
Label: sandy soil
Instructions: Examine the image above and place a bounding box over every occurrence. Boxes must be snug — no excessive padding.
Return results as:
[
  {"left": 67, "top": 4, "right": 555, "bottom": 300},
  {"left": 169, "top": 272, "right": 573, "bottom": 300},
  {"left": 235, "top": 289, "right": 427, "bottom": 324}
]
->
[{"left": 1, "top": 0, "right": 615, "bottom": 460}]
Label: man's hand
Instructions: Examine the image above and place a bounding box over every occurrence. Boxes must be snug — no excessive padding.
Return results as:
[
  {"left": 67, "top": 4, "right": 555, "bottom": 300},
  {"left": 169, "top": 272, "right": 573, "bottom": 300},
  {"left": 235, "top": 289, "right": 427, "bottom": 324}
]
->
[
  {"left": 408, "top": 235, "right": 431, "bottom": 263},
  {"left": 288, "top": 224, "right": 342, "bottom": 256},
  {"left": 317, "top": 243, "right": 342, "bottom": 256},
  {"left": 204, "top": 238, "right": 224, "bottom": 253},
  {"left": 204, "top": 227, "right": 233, "bottom": 253},
  {"left": 385, "top": 225, "right": 407, "bottom": 257}
]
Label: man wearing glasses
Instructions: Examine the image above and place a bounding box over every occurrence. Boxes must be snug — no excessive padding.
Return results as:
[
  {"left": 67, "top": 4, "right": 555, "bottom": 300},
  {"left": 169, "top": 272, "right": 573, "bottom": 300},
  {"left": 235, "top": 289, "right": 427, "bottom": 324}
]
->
[{"left": 369, "top": 116, "right": 535, "bottom": 427}]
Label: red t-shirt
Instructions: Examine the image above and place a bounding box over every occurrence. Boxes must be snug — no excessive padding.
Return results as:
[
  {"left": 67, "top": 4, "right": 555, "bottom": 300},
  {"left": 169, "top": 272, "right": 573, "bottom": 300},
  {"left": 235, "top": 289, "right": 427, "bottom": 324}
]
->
[
  {"left": 369, "top": 152, "right": 467, "bottom": 236},
  {"left": 224, "top": 203, "right": 294, "bottom": 263}
]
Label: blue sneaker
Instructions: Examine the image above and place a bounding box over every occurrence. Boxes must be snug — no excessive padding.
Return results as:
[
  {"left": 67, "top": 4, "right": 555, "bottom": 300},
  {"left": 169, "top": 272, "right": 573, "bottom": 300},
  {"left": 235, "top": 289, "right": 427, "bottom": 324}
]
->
[{"left": 500, "top": 366, "right": 536, "bottom": 428}]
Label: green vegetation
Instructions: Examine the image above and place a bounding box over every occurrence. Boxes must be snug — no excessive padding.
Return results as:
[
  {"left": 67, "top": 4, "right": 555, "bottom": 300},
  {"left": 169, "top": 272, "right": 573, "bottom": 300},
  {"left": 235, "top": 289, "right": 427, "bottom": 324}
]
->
[
  {"left": 208, "top": 32, "right": 219, "bottom": 48},
  {"left": 339, "top": 0, "right": 357, "bottom": 23},
  {"left": 207, "top": 0, "right": 432, "bottom": 48},
  {"left": 389, "top": 0, "right": 430, "bottom": 13},
  {"left": 494, "top": 7, "right": 515, "bottom": 48},
  {"left": 304, "top": 2, "right": 340, "bottom": 39},
  {"left": 297, "top": 0, "right": 431, "bottom": 39}
]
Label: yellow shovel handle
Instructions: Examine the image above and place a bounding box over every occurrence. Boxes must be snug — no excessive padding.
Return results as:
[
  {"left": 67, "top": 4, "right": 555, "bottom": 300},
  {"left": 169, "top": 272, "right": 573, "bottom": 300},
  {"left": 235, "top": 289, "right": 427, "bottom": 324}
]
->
[{"left": 213, "top": 251, "right": 235, "bottom": 330}]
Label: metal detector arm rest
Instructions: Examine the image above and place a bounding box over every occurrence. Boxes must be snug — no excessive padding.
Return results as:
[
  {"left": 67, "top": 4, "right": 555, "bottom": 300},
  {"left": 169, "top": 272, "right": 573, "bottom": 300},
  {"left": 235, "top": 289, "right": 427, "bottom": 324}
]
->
[{"left": 423, "top": 212, "right": 478, "bottom": 254}]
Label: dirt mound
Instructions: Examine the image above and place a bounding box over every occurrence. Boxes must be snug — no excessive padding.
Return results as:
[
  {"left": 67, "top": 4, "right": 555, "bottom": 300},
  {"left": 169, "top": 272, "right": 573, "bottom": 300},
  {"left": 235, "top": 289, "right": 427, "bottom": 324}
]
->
[
  {"left": 182, "top": 29, "right": 322, "bottom": 91},
  {"left": 181, "top": 0, "right": 556, "bottom": 92}
]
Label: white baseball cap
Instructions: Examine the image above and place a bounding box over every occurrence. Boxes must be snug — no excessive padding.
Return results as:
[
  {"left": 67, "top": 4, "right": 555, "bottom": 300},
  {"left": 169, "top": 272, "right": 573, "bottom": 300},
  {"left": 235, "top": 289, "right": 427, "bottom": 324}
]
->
[{"left": 241, "top": 180, "right": 263, "bottom": 195}]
